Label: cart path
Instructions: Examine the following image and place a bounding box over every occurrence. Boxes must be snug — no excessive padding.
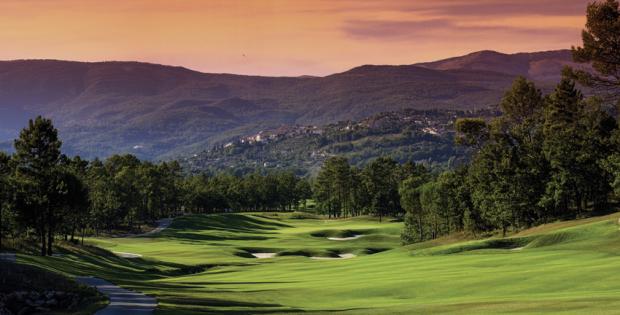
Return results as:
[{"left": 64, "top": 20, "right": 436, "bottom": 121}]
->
[{"left": 75, "top": 277, "right": 156, "bottom": 315}]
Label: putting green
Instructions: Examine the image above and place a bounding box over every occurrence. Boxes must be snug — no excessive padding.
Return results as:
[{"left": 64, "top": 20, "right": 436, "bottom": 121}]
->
[{"left": 18, "top": 211, "right": 620, "bottom": 314}]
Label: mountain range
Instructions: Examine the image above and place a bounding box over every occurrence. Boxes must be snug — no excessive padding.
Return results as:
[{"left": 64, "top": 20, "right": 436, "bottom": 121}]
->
[{"left": 0, "top": 49, "right": 582, "bottom": 160}]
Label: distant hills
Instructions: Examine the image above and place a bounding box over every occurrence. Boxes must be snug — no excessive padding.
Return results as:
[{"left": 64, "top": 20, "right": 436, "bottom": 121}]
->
[{"left": 0, "top": 49, "right": 579, "bottom": 160}]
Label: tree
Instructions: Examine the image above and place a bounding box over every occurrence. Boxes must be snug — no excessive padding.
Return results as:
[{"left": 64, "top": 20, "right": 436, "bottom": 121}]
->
[
  {"left": 399, "top": 169, "right": 429, "bottom": 244},
  {"left": 542, "top": 79, "right": 589, "bottom": 215},
  {"left": 500, "top": 76, "right": 544, "bottom": 124},
  {"left": 363, "top": 157, "right": 401, "bottom": 222},
  {"left": 60, "top": 157, "right": 90, "bottom": 243},
  {"left": 565, "top": 0, "right": 620, "bottom": 98},
  {"left": 455, "top": 118, "right": 489, "bottom": 149},
  {"left": 0, "top": 152, "right": 11, "bottom": 249},
  {"left": 314, "top": 157, "right": 353, "bottom": 218},
  {"left": 603, "top": 131, "right": 620, "bottom": 197},
  {"left": 294, "top": 179, "right": 312, "bottom": 210},
  {"left": 87, "top": 159, "right": 121, "bottom": 234},
  {"left": 467, "top": 140, "right": 515, "bottom": 236},
  {"left": 13, "top": 116, "right": 62, "bottom": 256}
]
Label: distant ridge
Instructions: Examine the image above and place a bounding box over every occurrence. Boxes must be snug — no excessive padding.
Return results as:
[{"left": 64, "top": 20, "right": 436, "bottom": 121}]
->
[
  {"left": 0, "top": 49, "right": 578, "bottom": 159},
  {"left": 416, "top": 49, "right": 576, "bottom": 81}
]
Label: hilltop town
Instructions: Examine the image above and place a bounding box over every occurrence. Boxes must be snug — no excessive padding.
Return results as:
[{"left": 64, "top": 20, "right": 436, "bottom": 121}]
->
[{"left": 183, "top": 108, "right": 494, "bottom": 174}]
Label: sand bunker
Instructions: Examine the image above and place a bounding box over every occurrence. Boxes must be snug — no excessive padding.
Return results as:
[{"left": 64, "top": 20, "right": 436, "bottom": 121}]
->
[
  {"left": 114, "top": 251, "right": 143, "bottom": 258},
  {"left": 251, "top": 253, "right": 277, "bottom": 259},
  {"left": 311, "top": 253, "right": 356, "bottom": 260},
  {"left": 327, "top": 235, "right": 363, "bottom": 241}
]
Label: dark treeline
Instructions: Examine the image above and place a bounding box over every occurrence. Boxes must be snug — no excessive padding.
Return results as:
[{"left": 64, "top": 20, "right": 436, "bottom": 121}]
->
[
  {"left": 313, "top": 156, "right": 427, "bottom": 221},
  {"left": 182, "top": 171, "right": 312, "bottom": 213},
  {"left": 0, "top": 118, "right": 312, "bottom": 256}
]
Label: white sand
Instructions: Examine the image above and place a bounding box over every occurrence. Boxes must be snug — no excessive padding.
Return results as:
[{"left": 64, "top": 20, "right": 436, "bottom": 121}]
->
[
  {"left": 114, "top": 251, "right": 143, "bottom": 258},
  {"left": 311, "top": 253, "right": 357, "bottom": 260},
  {"left": 327, "top": 235, "right": 363, "bottom": 241},
  {"left": 251, "top": 253, "right": 276, "bottom": 259},
  {"left": 510, "top": 247, "right": 525, "bottom": 251}
]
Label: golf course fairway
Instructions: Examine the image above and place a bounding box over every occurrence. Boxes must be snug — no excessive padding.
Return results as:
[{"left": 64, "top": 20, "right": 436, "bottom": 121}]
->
[{"left": 16, "top": 212, "right": 620, "bottom": 314}]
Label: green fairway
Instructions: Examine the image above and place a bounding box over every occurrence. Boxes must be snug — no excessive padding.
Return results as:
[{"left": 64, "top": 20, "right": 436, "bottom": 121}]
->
[{"left": 17, "top": 211, "right": 620, "bottom": 314}]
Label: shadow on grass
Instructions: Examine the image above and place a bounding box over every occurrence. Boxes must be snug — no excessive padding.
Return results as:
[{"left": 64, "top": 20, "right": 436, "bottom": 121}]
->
[
  {"left": 18, "top": 243, "right": 221, "bottom": 285},
  {"left": 158, "top": 295, "right": 307, "bottom": 314},
  {"left": 166, "top": 232, "right": 273, "bottom": 243},
  {"left": 159, "top": 214, "right": 292, "bottom": 237},
  {"left": 158, "top": 295, "right": 372, "bottom": 315}
]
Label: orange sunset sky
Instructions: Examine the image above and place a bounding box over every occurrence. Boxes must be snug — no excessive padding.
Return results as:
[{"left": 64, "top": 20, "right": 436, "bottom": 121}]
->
[{"left": 0, "top": 0, "right": 590, "bottom": 76}]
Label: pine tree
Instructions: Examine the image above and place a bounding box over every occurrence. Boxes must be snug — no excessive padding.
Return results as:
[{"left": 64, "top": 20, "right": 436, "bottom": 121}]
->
[{"left": 13, "top": 116, "right": 62, "bottom": 256}]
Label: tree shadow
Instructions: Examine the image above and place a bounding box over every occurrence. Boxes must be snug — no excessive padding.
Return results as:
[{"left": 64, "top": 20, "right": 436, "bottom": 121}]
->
[
  {"left": 165, "top": 232, "right": 273, "bottom": 243},
  {"left": 156, "top": 214, "right": 292, "bottom": 239}
]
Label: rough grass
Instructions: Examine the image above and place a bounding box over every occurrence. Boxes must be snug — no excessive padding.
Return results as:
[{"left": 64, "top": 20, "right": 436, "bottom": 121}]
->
[{"left": 15, "top": 211, "right": 620, "bottom": 314}]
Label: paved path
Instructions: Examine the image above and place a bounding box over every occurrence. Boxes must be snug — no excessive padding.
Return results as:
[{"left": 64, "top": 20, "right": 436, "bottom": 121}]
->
[
  {"left": 0, "top": 252, "right": 16, "bottom": 262},
  {"left": 114, "top": 218, "right": 173, "bottom": 239},
  {"left": 136, "top": 218, "right": 173, "bottom": 237},
  {"left": 75, "top": 277, "right": 156, "bottom": 315}
]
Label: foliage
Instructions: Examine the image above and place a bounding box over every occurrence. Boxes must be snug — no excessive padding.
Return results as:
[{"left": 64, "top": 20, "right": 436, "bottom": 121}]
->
[{"left": 565, "top": 0, "right": 620, "bottom": 98}]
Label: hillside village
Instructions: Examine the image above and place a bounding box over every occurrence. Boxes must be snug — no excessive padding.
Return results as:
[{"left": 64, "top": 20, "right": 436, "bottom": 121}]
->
[{"left": 183, "top": 109, "right": 493, "bottom": 174}]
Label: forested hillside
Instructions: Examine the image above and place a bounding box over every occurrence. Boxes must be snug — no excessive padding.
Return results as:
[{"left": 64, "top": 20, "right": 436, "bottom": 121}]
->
[
  {"left": 183, "top": 109, "right": 495, "bottom": 175},
  {"left": 0, "top": 50, "right": 577, "bottom": 160}
]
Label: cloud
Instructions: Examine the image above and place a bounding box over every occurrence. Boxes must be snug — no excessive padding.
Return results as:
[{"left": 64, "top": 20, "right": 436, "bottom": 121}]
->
[
  {"left": 343, "top": 19, "right": 451, "bottom": 40},
  {"left": 422, "top": 0, "right": 590, "bottom": 17},
  {"left": 343, "top": 18, "right": 580, "bottom": 42},
  {"left": 298, "top": 0, "right": 590, "bottom": 17}
]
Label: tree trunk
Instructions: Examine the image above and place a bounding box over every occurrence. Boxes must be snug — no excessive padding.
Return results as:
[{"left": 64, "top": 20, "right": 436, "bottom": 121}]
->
[
  {"left": 81, "top": 227, "right": 85, "bottom": 245},
  {"left": 418, "top": 215, "right": 423, "bottom": 241},
  {"left": 0, "top": 203, "right": 3, "bottom": 250},
  {"left": 47, "top": 224, "right": 53, "bottom": 256},
  {"left": 47, "top": 202, "right": 54, "bottom": 256},
  {"left": 40, "top": 226, "right": 47, "bottom": 256}
]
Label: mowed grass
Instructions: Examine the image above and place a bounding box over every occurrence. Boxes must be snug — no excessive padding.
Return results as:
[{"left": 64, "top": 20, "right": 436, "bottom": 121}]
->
[{"left": 17, "top": 211, "right": 620, "bottom": 314}]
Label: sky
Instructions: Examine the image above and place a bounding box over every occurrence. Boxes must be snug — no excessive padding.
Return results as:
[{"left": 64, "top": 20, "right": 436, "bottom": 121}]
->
[{"left": 0, "top": 0, "right": 590, "bottom": 76}]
